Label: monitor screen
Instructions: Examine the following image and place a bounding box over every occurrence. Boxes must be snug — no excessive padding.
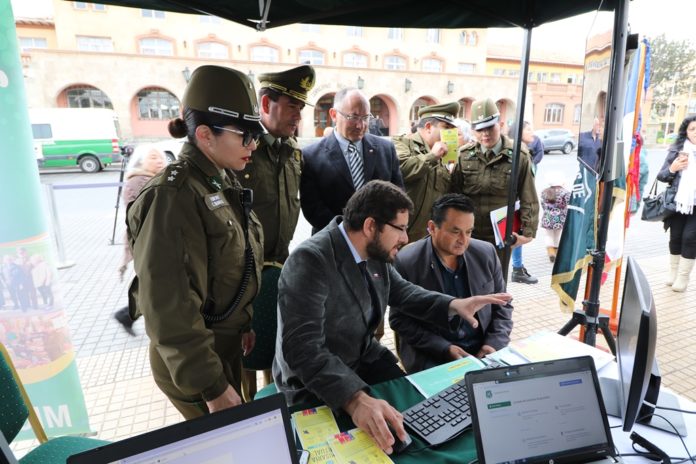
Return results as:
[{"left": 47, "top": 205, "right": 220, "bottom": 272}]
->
[{"left": 616, "top": 256, "right": 657, "bottom": 432}]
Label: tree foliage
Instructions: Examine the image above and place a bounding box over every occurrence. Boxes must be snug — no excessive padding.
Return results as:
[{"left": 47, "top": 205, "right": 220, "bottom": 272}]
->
[{"left": 646, "top": 34, "right": 696, "bottom": 119}]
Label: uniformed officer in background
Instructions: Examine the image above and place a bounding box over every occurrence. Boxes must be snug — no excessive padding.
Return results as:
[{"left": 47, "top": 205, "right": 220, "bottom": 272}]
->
[
  {"left": 393, "top": 102, "right": 460, "bottom": 242},
  {"left": 239, "top": 65, "right": 315, "bottom": 264},
  {"left": 127, "top": 65, "right": 266, "bottom": 419},
  {"left": 450, "top": 98, "right": 539, "bottom": 281}
]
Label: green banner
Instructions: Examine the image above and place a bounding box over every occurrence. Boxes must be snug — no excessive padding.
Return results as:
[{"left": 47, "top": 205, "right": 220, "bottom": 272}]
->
[{"left": 0, "top": 0, "right": 91, "bottom": 440}]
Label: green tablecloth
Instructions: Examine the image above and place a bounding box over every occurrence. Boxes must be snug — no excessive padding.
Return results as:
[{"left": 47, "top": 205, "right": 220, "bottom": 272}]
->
[{"left": 282, "top": 377, "right": 477, "bottom": 464}]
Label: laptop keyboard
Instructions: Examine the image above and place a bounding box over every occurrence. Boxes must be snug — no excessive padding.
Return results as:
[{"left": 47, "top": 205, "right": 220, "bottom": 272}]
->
[
  {"left": 402, "top": 360, "right": 504, "bottom": 446},
  {"left": 402, "top": 379, "right": 471, "bottom": 446}
]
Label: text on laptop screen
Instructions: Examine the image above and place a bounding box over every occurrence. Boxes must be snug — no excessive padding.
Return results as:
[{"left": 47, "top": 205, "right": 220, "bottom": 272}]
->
[
  {"left": 111, "top": 409, "right": 293, "bottom": 464},
  {"left": 471, "top": 369, "right": 611, "bottom": 463}
]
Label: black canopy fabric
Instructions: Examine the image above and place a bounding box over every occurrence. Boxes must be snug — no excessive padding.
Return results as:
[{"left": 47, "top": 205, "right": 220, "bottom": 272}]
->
[{"left": 91, "top": 0, "right": 615, "bottom": 30}]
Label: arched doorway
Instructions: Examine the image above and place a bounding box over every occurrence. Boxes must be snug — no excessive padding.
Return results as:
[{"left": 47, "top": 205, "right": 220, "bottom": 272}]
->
[
  {"left": 57, "top": 84, "right": 113, "bottom": 109},
  {"left": 369, "top": 95, "right": 398, "bottom": 136},
  {"left": 458, "top": 97, "right": 474, "bottom": 120},
  {"left": 409, "top": 96, "right": 437, "bottom": 128},
  {"left": 313, "top": 93, "right": 334, "bottom": 137},
  {"left": 130, "top": 86, "right": 180, "bottom": 138}
]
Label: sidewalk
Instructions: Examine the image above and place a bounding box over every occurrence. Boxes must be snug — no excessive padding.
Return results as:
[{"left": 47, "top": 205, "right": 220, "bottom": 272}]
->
[{"left": 11, "top": 169, "right": 696, "bottom": 455}]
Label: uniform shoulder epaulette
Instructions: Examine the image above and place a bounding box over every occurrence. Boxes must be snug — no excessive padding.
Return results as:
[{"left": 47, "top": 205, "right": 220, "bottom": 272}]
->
[
  {"left": 155, "top": 160, "right": 190, "bottom": 188},
  {"left": 460, "top": 141, "right": 477, "bottom": 152}
]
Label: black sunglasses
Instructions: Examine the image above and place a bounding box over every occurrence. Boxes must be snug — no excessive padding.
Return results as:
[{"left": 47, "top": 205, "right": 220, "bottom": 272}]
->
[{"left": 213, "top": 126, "right": 262, "bottom": 147}]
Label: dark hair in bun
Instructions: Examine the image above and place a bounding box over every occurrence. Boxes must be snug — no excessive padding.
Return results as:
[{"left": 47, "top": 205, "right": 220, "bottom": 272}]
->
[{"left": 168, "top": 107, "right": 239, "bottom": 144}]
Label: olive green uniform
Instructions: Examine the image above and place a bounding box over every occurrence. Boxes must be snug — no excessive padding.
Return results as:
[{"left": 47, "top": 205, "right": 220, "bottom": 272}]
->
[
  {"left": 393, "top": 132, "right": 450, "bottom": 242},
  {"left": 127, "top": 142, "right": 264, "bottom": 419},
  {"left": 450, "top": 135, "right": 539, "bottom": 262},
  {"left": 238, "top": 134, "right": 302, "bottom": 263}
]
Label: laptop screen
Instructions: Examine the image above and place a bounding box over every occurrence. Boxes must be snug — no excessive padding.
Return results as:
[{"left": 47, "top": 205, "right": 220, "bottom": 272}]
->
[
  {"left": 466, "top": 356, "right": 615, "bottom": 464},
  {"left": 68, "top": 394, "right": 298, "bottom": 464}
]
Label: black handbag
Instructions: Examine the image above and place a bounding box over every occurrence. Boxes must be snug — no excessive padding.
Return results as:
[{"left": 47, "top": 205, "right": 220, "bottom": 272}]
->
[{"left": 641, "top": 179, "right": 676, "bottom": 222}]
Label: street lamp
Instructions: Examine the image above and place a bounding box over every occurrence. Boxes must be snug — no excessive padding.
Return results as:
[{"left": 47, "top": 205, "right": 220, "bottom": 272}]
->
[
  {"left": 404, "top": 78, "right": 412, "bottom": 93},
  {"left": 181, "top": 66, "right": 191, "bottom": 83},
  {"left": 357, "top": 76, "right": 365, "bottom": 89},
  {"left": 447, "top": 80, "right": 454, "bottom": 94}
]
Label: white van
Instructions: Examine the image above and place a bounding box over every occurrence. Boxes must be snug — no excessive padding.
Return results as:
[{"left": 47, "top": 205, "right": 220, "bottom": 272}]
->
[{"left": 29, "top": 108, "right": 123, "bottom": 173}]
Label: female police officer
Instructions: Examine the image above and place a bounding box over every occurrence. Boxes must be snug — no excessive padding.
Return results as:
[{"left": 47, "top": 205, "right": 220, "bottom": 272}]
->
[{"left": 126, "top": 65, "right": 265, "bottom": 419}]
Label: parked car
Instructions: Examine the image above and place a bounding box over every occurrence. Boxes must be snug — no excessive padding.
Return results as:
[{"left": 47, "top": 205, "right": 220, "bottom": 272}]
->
[
  {"left": 534, "top": 129, "right": 577, "bottom": 154},
  {"left": 152, "top": 138, "right": 186, "bottom": 163}
]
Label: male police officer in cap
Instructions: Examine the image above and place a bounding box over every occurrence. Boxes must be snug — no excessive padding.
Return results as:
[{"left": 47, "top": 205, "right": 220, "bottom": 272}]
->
[
  {"left": 393, "top": 102, "right": 460, "bottom": 242},
  {"left": 238, "top": 65, "right": 315, "bottom": 264},
  {"left": 450, "top": 98, "right": 539, "bottom": 283}
]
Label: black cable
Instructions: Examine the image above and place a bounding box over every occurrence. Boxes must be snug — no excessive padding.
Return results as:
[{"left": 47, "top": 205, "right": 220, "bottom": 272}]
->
[{"left": 633, "top": 412, "right": 694, "bottom": 464}]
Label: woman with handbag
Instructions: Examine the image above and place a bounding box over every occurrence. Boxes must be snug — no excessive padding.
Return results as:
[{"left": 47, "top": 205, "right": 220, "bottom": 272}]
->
[{"left": 657, "top": 114, "right": 696, "bottom": 292}]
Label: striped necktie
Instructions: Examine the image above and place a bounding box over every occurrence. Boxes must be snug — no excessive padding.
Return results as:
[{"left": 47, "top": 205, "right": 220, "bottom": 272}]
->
[{"left": 346, "top": 142, "right": 365, "bottom": 190}]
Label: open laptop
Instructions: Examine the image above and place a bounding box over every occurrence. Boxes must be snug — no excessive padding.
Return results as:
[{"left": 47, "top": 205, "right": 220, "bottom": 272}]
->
[
  {"left": 465, "top": 356, "right": 622, "bottom": 464},
  {"left": 68, "top": 393, "right": 300, "bottom": 464}
]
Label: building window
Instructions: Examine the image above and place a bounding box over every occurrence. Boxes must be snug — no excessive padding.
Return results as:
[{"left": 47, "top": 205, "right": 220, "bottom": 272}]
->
[
  {"left": 384, "top": 55, "right": 406, "bottom": 70},
  {"left": 298, "top": 49, "right": 324, "bottom": 65},
  {"left": 250, "top": 45, "right": 279, "bottom": 62},
  {"left": 457, "top": 63, "right": 475, "bottom": 73},
  {"left": 138, "top": 89, "right": 179, "bottom": 120},
  {"left": 343, "top": 52, "right": 368, "bottom": 68},
  {"left": 139, "top": 38, "right": 173, "bottom": 56},
  {"left": 573, "top": 104, "right": 582, "bottom": 124},
  {"left": 301, "top": 24, "right": 320, "bottom": 33},
  {"left": 544, "top": 103, "right": 565, "bottom": 124},
  {"left": 199, "top": 15, "right": 221, "bottom": 24},
  {"left": 422, "top": 58, "right": 442, "bottom": 72},
  {"left": 66, "top": 86, "right": 113, "bottom": 109},
  {"left": 347, "top": 26, "right": 363, "bottom": 37},
  {"left": 493, "top": 68, "right": 505, "bottom": 76},
  {"left": 197, "top": 42, "right": 229, "bottom": 59},
  {"left": 550, "top": 73, "right": 561, "bottom": 83},
  {"left": 467, "top": 31, "right": 478, "bottom": 46},
  {"left": 528, "top": 71, "right": 535, "bottom": 81},
  {"left": 18, "top": 37, "right": 48, "bottom": 51},
  {"left": 92, "top": 3, "right": 105, "bottom": 11},
  {"left": 76, "top": 36, "right": 113, "bottom": 52},
  {"left": 426, "top": 28, "right": 440, "bottom": 43},
  {"left": 387, "top": 28, "right": 403, "bottom": 40},
  {"left": 73, "top": 2, "right": 88, "bottom": 9},
  {"left": 508, "top": 69, "right": 520, "bottom": 77},
  {"left": 687, "top": 99, "right": 696, "bottom": 114},
  {"left": 141, "top": 9, "right": 165, "bottom": 18},
  {"left": 567, "top": 74, "right": 578, "bottom": 84},
  {"left": 459, "top": 31, "right": 468, "bottom": 44},
  {"left": 537, "top": 72, "right": 548, "bottom": 82}
]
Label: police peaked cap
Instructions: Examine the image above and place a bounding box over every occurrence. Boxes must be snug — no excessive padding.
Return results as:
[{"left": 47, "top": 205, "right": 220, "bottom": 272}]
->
[
  {"left": 258, "top": 65, "right": 316, "bottom": 106},
  {"left": 183, "top": 65, "right": 265, "bottom": 132},
  {"left": 418, "top": 102, "right": 460, "bottom": 125},
  {"left": 470, "top": 98, "right": 501, "bottom": 131}
]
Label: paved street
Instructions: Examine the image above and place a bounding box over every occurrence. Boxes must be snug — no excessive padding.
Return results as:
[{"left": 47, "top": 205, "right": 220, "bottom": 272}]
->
[{"left": 11, "top": 146, "right": 695, "bottom": 454}]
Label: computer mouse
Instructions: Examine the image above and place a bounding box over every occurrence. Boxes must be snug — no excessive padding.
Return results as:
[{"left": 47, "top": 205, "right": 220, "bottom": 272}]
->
[{"left": 387, "top": 424, "right": 413, "bottom": 454}]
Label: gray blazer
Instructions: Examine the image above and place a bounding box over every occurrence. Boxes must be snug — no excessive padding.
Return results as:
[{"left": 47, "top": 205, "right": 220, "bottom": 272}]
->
[
  {"left": 272, "top": 217, "right": 454, "bottom": 410},
  {"left": 390, "top": 236, "right": 513, "bottom": 373}
]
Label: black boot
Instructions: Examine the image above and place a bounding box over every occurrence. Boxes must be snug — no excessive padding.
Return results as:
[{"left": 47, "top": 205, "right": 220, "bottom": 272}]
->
[
  {"left": 511, "top": 267, "right": 539, "bottom": 284},
  {"left": 114, "top": 306, "right": 136, "bottom": 336}
]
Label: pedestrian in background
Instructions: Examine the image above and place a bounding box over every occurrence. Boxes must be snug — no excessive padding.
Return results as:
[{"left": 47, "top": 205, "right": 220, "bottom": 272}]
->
[
  {"left": 540, "top": 173, "right": 570, "bottom": 263},
  {"left": 113, "top": 144, "right": 167, "bottom": 335},
  {"left": 658, "top": 114, "right": 696, "bottom": 292}
]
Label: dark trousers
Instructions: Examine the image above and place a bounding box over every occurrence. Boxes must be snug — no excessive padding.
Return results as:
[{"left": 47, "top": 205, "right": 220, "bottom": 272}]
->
[
  {"left": 355, "top": 349, "right": 405, "bottom": 386},
  {"left": 668, "top": 213, "right": 696, "bottom": 259}
]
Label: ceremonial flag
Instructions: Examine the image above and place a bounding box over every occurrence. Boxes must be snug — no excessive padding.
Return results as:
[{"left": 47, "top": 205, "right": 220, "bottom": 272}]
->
[{"left": 551, "top": 165, "right": 597, "bottom": 312}]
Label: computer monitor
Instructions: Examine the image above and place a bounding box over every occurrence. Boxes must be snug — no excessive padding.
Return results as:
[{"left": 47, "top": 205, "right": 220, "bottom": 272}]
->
[{"left": 603, "top": 256, "right": 687, "bottom": 436}]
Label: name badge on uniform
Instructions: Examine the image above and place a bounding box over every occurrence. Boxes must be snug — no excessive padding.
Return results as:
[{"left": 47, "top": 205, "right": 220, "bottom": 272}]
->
[{"left": 204, "top": 192, "right": 229, "bottom": 210}]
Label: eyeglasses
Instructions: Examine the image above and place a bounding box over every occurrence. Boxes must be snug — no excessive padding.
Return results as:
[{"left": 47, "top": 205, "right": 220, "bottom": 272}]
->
[
  {"left": 336, "top": 110, "right": 373, "bottom": 123},
  {"left": 213, "top": 126, "right": 262, "bottom": 147},
  {"left": 384, "top": 222, "right": 408, "bottom": 234}
]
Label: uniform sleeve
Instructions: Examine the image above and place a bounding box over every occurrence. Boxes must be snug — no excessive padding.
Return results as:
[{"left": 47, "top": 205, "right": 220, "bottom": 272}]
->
[
  {"left": 387, "top": 142, "right": 405, "bottom": 189},
  {"left": 481, "top": 244, "right": 513, "bottom": 350},
  {"left": 128, "top": 186, "right": 228, "bottom": 401},
  {"left": 394, "top": 138, "right": 440, "bottom": 183},
  {"left": 518, "top": 154, "right": 540, "bottom": 238},
  {"left": 449, "top": 152, "right": 465, "bottom": 193}
]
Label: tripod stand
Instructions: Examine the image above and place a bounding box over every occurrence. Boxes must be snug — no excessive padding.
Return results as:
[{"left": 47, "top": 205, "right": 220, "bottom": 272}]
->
[{"left": 109, "top": 146, "right": 132, "bottom": 245}]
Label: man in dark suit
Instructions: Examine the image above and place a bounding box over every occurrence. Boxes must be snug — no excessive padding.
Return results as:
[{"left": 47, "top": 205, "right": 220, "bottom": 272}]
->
[
  {"left": 300, "top": 88, "right": 404, "bottom": 234},
  {"left": 273, "top": 181, "right": 511, "bottom": 455},
  {"left": 391, "top": 194, "right": 513, "bottom": 373}
]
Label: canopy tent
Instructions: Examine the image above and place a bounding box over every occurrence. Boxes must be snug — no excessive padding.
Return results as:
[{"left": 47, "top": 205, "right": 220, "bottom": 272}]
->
[{"left": 88, "top": 0, "right": 617, "bottom": 30}]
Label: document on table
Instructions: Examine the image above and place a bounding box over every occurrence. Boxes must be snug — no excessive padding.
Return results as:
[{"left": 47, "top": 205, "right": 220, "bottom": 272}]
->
[
  {"left": 406, "top": 356, "right": 485, "bottom": 398},
  {"left": 509, "top": 331, "right": 615, "bottom": 370},
  {"left": 306, "top": 442, "right": 337, "bottom": 464},
  {"left": 328, "top": 429, "right": 393, "bottom": 464},
  {"left": 292, "top": 405, "right": 341, "bottom": 449}
]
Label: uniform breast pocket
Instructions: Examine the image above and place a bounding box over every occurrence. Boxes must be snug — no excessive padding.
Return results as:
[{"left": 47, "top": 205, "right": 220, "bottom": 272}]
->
[
  {"left": 491, "top": 164, "right": 512, "bottom": 193},
  {"left": 287, "top": 157, "right": 302, "bottom": 199},
  {"left": 206, "top": 205, "right": 241, "bottom": 239},
  {"left": 459, "top": 162, "right": 481, "bottom": 192}
]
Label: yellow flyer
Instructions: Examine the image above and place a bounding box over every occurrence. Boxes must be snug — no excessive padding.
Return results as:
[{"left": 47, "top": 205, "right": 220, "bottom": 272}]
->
[
  {"left": 328, "top": 429, "right": 394, "bottom": 464},
  {"left": 293, "top": 406, "right": 341, "bottom": 449},
  {"left": 307, "top": 443, "right": 337, "bottom": 464},
  {"left": 440, "top": 128, "right": 460, "bottom": 165}
]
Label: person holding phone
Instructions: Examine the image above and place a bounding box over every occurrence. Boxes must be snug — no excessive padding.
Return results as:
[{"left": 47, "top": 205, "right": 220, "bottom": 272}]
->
[{"left": 657, "top": 114, "right": 696, "bottom": 292}]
